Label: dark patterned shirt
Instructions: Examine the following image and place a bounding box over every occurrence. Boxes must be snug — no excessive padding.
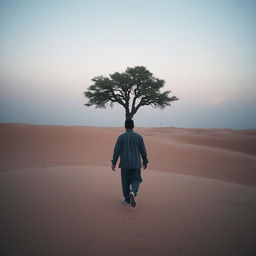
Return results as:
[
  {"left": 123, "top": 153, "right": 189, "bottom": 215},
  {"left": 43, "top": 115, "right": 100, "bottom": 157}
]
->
[{"left": 112, "top": 130, "right": 148, "bottom": 169}]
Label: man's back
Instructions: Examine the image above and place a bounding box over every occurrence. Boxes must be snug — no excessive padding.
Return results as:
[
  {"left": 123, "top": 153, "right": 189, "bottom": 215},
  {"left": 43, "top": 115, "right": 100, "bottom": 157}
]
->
[{"left": 112, "top": 130, "right": 148, "bottom": 169}]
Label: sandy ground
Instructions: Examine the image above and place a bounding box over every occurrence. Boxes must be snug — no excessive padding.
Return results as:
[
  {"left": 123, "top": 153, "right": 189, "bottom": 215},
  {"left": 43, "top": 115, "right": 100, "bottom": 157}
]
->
[{"left": 1, "top": 124, "right": 256, "bottom": 255}]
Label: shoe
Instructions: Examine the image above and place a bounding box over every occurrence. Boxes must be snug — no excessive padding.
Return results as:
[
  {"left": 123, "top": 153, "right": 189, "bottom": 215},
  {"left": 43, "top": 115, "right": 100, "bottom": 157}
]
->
[
  {"left": 129, "top": 192, "right": 136, "bottom": 208},
  {"left": 122, "top": 199, "right": 131, "bottom": 206}
]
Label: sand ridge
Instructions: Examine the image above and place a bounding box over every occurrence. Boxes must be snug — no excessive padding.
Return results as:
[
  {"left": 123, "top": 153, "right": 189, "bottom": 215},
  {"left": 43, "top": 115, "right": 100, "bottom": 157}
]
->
[{"left": 1, "top": 124, "right": 255, "bottom": 186}]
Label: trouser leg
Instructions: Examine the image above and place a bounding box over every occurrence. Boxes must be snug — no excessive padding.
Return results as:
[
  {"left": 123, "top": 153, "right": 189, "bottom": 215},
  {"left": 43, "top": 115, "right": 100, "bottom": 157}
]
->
[
  {"left": 130, "top": 169, "right": 142, "bottom": 196},
  {"left": 121, "top": 169, "right": 131, "bottom": 202}
]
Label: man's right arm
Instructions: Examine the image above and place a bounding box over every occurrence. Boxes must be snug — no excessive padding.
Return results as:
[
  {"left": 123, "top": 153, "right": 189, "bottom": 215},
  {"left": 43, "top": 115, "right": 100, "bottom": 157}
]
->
[{"left": 111, "top": 136, "right": 122, "bottom": 169}]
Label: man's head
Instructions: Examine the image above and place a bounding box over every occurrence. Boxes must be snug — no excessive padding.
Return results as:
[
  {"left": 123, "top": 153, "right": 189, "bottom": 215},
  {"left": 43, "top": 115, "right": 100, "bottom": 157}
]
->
[{"left": 125, "top": 119, "right": 134, "bottom": 130}]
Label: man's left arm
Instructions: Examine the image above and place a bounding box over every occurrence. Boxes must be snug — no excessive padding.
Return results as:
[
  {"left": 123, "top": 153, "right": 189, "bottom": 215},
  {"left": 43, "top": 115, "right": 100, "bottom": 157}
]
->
[{"left": 139, "top": 136, "right": 149, "bottom": 169}]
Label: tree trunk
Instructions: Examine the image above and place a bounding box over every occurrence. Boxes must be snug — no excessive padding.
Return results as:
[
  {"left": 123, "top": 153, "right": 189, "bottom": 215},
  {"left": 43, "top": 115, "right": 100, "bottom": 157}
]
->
[{"left": 125, "top": 111, "right": 133, "bottom": 120}]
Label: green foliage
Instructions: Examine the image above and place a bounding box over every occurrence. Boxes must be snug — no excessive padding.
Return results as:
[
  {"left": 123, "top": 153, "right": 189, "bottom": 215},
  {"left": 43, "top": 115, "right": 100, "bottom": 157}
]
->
[{"left": 84, "top": 66, "right": 178, "bottom": 119}]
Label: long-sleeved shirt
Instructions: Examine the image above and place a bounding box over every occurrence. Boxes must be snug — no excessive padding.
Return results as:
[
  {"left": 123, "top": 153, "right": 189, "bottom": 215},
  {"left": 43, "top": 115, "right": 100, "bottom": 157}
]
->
[{"left": 112, "top": 129, "right": 149, "bottom": 169}]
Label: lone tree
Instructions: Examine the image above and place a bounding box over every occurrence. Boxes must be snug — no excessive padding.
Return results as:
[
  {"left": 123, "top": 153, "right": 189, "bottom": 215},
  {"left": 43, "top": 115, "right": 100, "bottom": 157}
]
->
[{"left": 84, "top": 66, "right": 178, "bottom": 120}]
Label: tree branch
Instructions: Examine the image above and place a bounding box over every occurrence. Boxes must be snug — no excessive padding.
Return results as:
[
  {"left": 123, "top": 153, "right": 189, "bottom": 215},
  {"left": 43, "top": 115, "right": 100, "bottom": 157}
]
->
[{"left": 110, "top": 89, "right": 127, "bottom": 109}]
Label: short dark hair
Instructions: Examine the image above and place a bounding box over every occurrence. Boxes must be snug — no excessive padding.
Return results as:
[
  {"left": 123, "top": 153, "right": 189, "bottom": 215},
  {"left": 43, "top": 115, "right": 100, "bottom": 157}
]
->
[{"left": 125, "top": 119, "right": 134, "bottom": 129}]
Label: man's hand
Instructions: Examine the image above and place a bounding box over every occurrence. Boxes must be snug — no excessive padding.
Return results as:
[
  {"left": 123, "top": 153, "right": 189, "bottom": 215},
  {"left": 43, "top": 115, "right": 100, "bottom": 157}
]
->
[
  {"left": 111, "top": 164, "right": 116, "bottom": 171},
  {"left": 143, "top": 163, "right": 147, "bottom": 169}
]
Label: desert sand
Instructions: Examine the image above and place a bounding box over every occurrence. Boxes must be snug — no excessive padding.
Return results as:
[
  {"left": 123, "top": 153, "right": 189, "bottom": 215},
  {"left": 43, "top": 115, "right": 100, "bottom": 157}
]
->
[{"left": 1, "top": 123, "right": 256, "bottom": 255}]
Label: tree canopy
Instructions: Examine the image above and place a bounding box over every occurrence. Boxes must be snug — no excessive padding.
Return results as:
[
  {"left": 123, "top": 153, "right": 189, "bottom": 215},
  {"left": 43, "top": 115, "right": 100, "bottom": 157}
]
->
[{"left": 84, "top": 66, "right": 178, "bottom": 119}]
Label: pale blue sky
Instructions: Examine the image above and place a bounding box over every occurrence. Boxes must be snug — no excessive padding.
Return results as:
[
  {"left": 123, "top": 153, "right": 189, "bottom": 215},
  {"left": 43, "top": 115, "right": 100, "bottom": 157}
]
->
[{"left": 1, "top": 0, "right": 255, "bottom": 128}]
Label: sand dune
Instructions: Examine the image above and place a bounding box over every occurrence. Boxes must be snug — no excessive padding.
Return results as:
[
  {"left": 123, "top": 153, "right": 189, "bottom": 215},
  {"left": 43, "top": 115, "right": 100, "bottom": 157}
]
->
[
  {"left": 1, "top": 166, "right": 256, "bottom": 256},
  {"left": 1, "top": 124, "right": 255, "bottom": 186},
  {"left": 1, "top": 124, "right": 256, "bottom": 255}
]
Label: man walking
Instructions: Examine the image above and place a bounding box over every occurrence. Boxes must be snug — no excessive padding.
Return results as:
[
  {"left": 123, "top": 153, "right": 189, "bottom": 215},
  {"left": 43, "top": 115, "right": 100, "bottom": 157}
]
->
[{"left": 111, "top": 119, "right": 148, "bottom": 207}]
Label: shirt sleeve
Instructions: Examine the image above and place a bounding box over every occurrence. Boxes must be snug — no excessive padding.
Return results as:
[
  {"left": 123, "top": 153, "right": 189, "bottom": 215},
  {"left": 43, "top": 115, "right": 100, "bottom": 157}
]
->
[
  {"left": 111, "top": 136, "right": 122, "bottom": 166},
  {"left": 139, "top": 136, "right": 149, "bottom": 165}
]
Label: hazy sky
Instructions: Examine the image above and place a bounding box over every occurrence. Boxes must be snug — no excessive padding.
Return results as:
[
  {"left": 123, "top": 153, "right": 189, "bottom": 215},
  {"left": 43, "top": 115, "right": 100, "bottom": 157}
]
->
[{"left": 1, "top": 0, "right": 255, "bottom": 128}]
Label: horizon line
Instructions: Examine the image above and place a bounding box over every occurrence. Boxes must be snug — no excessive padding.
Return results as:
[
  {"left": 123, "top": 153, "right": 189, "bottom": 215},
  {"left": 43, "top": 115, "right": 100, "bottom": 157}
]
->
[{"left": 1, "top": 122, "right": 255, "bottom": 131}]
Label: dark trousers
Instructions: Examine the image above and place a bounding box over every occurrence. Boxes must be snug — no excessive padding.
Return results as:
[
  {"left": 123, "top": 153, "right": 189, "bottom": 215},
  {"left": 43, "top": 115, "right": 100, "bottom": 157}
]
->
[{"left": 121, "top": 169, "right": 142, "bottom": 202}]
